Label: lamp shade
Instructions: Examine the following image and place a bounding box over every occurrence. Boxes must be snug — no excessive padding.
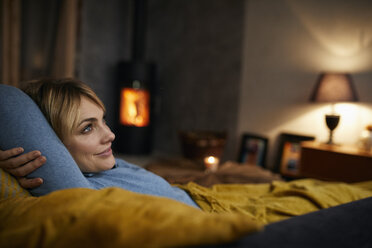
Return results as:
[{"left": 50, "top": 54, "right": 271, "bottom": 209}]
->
[{"left": 310, "top": 73, "right": 359, "bottom": 103}]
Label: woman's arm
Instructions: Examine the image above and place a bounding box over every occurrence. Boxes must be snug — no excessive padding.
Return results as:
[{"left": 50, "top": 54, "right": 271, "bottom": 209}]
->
[
  {"left": 0, "top": 147, "right": 44, "bottom": 188},
  {"left": 0, "top": 84, "right": 94, "bottom": 196}
]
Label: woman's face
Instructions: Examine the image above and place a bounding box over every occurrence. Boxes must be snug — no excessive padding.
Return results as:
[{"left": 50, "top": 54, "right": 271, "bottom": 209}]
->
[{"left": 63, "top": 96, "right": 116, "bottom": 172}]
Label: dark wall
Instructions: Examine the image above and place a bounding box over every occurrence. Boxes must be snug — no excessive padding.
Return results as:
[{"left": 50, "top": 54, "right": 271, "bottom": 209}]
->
[
  {"left": 78, "top": 0, "right": 132, "bottom": 127},
  {"left": 146, "top": 0, "right": 245, "bottom": 159},
  {"left": 78, "top": 0, "right": 245, "bottom": 160}
]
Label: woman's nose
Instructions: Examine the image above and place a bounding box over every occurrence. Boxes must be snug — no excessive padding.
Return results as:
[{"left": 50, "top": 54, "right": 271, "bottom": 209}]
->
[{"left": 102, "top": 124, "right": 115, "bottom": 143}]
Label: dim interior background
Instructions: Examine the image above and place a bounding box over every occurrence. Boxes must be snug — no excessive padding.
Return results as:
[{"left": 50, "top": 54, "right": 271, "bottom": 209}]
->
[{"left": 1, "top": 0, "right": 372, "bottom": 170}]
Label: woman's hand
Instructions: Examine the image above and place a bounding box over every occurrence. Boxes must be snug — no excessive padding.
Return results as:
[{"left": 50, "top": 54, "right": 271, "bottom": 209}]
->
[{"left": 0, "top": 147, "right": 45, "bottom": 189}]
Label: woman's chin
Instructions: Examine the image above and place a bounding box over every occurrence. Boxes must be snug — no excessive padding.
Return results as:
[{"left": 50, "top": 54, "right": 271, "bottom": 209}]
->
[
  {"left": 102, "top": 157, "right": 116, "bottom": 170},
  {"left": 93, "top": 156, "right": 116, "bottom": 171}
]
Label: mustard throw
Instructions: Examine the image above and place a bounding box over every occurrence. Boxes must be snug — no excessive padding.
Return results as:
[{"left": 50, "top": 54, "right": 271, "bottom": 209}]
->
[
  {"left": 1, "top": 179, "right": 372, "bottom": 248},
  {"left": 0, "top": 187, "right": 261, "bottom": 248},
  {"left": 179, "top": 179, "right": 372, "bottom": 224}
]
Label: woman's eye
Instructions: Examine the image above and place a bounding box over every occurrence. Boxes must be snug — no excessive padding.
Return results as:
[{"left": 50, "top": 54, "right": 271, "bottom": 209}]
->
[{"left": 82, "top": 124, "right": 93, "bottom": 134}]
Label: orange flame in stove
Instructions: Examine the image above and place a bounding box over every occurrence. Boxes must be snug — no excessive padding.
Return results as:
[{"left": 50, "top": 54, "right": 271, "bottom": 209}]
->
[{"left": 120, "top": 88, "right": 150, "bottom": 127}]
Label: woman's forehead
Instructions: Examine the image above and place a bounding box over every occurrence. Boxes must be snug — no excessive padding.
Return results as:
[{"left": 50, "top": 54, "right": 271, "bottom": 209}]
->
[{"left": 77, "top": 97, "right": 104, "bottom": 119}]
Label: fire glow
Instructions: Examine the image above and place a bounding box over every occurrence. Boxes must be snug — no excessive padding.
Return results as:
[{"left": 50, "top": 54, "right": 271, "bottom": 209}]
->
[{"left": 119, "top": 88, "right": 150, "bottom": 127}]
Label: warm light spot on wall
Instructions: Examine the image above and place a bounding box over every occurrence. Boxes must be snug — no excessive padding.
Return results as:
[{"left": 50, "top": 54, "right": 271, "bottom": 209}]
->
[
  {"left": 334, "top": 103, "right": 358, "bottom": 128},
  {"left": 334, "top": 103, "right": 357, "bottom": 117},
  {"left": 270, "top": 103, "right": 372, "bottom": 146},
  {"left": 321, "top": 103, "right": 372, "bottom": 144}
]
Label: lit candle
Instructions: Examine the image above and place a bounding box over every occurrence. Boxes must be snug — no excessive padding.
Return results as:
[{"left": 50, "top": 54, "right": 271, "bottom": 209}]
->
[{"left": 204, "top": 156, "right": 219, "bottom": 172}]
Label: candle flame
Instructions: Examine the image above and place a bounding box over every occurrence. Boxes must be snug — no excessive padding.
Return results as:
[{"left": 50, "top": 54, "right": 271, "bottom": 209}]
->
[
  {"left": 206, "top": 156, "right": 216, "bottom": 163},
  {"left": 204, "top": 156, "right": 219, "bottom": 172}
]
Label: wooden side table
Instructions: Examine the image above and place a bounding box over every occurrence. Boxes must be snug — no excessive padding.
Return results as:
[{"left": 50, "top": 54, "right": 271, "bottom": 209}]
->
[{"left": 299, "top": 141, "right": 372, "bottom": 183}]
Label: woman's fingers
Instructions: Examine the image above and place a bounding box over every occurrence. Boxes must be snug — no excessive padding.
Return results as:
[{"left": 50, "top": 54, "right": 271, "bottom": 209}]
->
[
  {"left": 0, "top": 149, "right": 41, "bottom": 169},
  {"left": 18, "top": 177, "right": 43, "bottom": 189},
  {"left": 7, "top": 155, "right": 46, "bottom": 177},
  {"left": 0, "top": 147, "right": 24, "bottom": 162},
  {"left": 0, "top": 148, "right": 45, "bottom": 189}
]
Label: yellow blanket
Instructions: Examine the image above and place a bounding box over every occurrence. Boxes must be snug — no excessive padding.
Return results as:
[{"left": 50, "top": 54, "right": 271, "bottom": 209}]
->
[
  {"left": 1, "top": 179, "right": 372, "bottom": 248},
  {"left": 0, "top": 187, "right": 261, "bottom": 248},
  {"left": 179, "top": 179, "right": 372, "bottom": 224}
]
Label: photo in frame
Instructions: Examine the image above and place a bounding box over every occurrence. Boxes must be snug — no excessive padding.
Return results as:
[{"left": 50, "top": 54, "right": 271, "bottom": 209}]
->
[
  {"left": 238, "top": 133, "right": 268, "bottom": 167},
  {"left": 274, "top": 133, "right": 315, "bottom": 177}
]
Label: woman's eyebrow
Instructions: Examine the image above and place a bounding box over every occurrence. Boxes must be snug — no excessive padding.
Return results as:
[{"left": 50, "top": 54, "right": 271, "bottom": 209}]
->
[{"left": 78, "top": 117, "right": 97, "bottom": 127}]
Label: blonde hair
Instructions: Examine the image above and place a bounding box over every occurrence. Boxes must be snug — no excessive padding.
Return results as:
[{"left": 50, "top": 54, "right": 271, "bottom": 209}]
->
[{"left": 21, "top": 78, "right": 105, "bottom": 140}]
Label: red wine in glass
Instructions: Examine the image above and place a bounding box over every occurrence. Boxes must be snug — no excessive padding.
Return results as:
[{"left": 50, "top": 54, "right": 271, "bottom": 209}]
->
[{"left": 326, "top": 115, "right": 340, "bottom": 131}]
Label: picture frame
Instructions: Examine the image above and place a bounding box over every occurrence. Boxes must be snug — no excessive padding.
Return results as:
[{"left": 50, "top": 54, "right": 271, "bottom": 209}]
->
[
  {"left": 238, "top": 133, "right": 268, "bottom": 168},
  {"left": 274, "top": 133, "right": 315, "bottom": 177}
]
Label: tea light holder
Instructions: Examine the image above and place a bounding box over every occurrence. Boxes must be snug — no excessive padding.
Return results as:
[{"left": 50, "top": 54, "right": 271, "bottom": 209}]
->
[{"left": 204, "top": 156, "right": 219, "bottom": 173}]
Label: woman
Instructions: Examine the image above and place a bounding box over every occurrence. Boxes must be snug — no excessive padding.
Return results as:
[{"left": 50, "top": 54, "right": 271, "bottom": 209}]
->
[
  {"left": 3, "top": 79, "right": 372, "bottom": 227},
  {"left": 0, "top": 79, "right": 199, "bottom": 208}
]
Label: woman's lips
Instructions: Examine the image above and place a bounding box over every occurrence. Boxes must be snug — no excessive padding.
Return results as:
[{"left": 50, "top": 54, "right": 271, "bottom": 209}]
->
[{"left": 96, "top": 147, "right": 112, "bottom": 156}]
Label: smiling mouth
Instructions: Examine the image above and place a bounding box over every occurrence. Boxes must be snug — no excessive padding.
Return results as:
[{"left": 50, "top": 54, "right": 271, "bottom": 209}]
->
[{"left": 96, "top": 147, "right": 112, "bottom": 156}]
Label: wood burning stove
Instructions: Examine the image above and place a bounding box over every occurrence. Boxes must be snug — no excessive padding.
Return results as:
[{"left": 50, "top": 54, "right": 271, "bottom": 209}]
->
[
  {"left": 113, "top": 0, "right": 155, "bottom": 155},
  {"left": 114, "top": 62, "right": 155, "bottom": 155}
]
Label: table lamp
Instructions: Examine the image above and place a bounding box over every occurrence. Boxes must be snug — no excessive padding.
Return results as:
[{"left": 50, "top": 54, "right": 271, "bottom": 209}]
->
[{"left": 309, "top": 73, "right": 359, "bottom": 144}]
